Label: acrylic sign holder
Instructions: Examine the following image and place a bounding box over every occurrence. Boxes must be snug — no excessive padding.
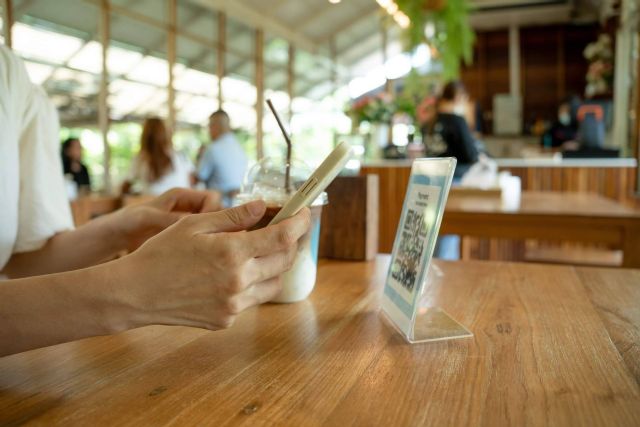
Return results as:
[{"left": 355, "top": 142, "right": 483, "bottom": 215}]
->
[{"left": 380, "top": 158, "right": 473, "bottom": 344}]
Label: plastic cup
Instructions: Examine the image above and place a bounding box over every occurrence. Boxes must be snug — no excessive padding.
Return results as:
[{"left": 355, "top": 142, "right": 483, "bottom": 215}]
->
[{"left": 235, "top": 157, "right": 328, "bottom": 303}]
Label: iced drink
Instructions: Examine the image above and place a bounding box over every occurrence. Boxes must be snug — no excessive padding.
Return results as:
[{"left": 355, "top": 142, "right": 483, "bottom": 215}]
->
[
  {"left": 235, "top": 156, "right": 327, "bottom": 303},
  {"left": 251, "top": 203, "right": 324, "bottom": 303}
]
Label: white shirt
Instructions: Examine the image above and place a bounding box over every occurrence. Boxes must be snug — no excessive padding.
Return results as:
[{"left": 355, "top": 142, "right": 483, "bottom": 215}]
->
[
  {"left": 128, "top": 150, "right": 194, "bottom": 196},
  {"left": 0, "top": 45, "right": 74, "bottom": 269}
]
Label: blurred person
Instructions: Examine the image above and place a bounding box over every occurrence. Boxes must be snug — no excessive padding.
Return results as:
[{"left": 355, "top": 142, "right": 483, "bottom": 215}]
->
[
  {"left": 121, "top": 117, "right": 194, "bottom": 196},
  {"left": 432, "top": 80, "right": 480, "bottom": 179},
  {"left": 0, "top": 44, "right": 311, "bottom": 357},
  {"left": 61, "top": 137, "right": 91, "bottom": 192},
  {"left": 541, "top": 101, "right": 577, "bottom": 148},
  {"left": 431, "top": 81, "right": 482, "bottom": 261},
  {"left": 198, "top": 110, "right": 248, "bottom": 207}
]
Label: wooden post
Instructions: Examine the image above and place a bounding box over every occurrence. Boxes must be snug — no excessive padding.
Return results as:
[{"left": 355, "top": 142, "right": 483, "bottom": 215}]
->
[
  {"left": 2, "top": 0, "right": 13, "bottom": 48},
  {"left": 330, "top": 37, "right": 338, "bottom": 147},
  {"left": 167, "top": 0, "right": 177, "bottom": 137},
  {"left": 380, "top": 16, "right": 392, "bottom": 146},
  {"left": 217, "top": 11, "right": 225, "bottom": 108},
  {"left": 255, "top": 28, "right": 264, "bottom": 160},
  {"left": 556, "top": 27, "right": 566, "bottom": 103},
  {"left": 99, "top": 0, "right": 111, "bottom": 193},
  {"left": 381, "top": 16, "right": 390, "bottom": 94},
  {"left": 508, "top": 24, "right": 521, "bottom": 98},
  {"left": 287, "top": 42, "right": 295, "bottom": 122},
  {"left": 636, "top": 33, "right": 640, "bottom": 195}
]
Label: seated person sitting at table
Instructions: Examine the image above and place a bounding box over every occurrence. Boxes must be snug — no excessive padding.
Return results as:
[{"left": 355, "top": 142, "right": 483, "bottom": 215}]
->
[
  {"left": 61, "top": 137, "right": 91, "bottom": 193},
  {"left": 198, "top": 110, "right": 248, "bottom": 207},
  {"left": 121, "top": 117, "right": 195, "bottom": 196},
  {"left": 541, "top": 101, "right": 577, "bottom": 148},
  {"left": 430, "top": 81, "right": 481, "bottom": 261},
  {"left": 0, "top": 45, "right": 311, "bottom": 357},
  {"left": 431, "top": 80, "right": 480, "bottom": 179}
]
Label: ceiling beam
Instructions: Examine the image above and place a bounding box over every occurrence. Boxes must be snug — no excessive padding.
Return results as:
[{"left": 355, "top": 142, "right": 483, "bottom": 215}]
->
[
  {"left": 292, "top": 2, "right": 334, "bottom": 32},
  {"left": 190, "top": 0, "right": 319, "bottom": 53},
  {"left": 316, "top": 3, "right": 380, "bottom": 44}
]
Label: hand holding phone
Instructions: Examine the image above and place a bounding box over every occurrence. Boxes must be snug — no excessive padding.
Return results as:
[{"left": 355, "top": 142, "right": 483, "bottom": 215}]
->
[{"left": 268, "top": 142, "right": 352, "bottom": 225}]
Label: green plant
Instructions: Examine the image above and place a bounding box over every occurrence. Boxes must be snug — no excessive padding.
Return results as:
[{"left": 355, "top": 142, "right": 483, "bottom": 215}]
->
[{"left": 395, "top": 0, "right": 475, "bottom": 79}]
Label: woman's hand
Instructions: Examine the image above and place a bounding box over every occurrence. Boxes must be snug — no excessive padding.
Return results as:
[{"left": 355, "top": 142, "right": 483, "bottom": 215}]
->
[
  {"left": 109, "top": 188, "right": 222, "bottom": 252},
  {"left": 116, "top": 200, "right": 311, "bottom": 330}
]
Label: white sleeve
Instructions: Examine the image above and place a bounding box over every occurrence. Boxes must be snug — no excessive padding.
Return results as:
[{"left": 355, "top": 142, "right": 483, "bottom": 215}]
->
[{"left": 14, "top": 86, "right": 74, "bottom": 254}]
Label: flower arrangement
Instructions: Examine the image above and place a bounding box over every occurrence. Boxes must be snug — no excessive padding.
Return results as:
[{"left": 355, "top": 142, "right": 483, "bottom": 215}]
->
[
  {"left": 347, "top": 93, "right": 395, "bottom": 125},
  {"left": 583, "top": 34, "right": 614, "bottom": 98}
]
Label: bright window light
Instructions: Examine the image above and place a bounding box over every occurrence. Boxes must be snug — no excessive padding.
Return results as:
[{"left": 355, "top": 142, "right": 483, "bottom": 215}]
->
[
  {"left": 291, "top": 97, "right": 313, "bottom": 113},
  {"left": 108, "top": 46, "right": 144, "bottom": 76},
  {"left": 67, "top": 41, "right": 101, "bottom": 74},
  {"left": 127, "top": 56, "right": 170, "bottom": 86},
  {"left": 109, "top": 80, "right": 155, "bottom": 119},
  {"left": 385, "top": 54, "right": 412, "bottom": 80},
  {"left": 264, "top": 89, "right": 290, "bottom": 111},
  {"left": 348, "top": 67, "right": 386, "bottom": 99},
  {"left": 177, "top": 95, "right": 217, "bottom": 124},
  {"left": 222, "top": 101, "right": 257, "bottom": 130},
  {"left": 13, "top": 23, "right": 83, "bottom": 64},
  {"left": 221, "top": 77, "right": 257, "bottom": 105},
  {"left": 411, "top": 44, "right": 431, "bottom": 68},
  {"left": 49, "top": 68, "right": 98, "bottom": 95},
  {"left": 174, "top": 68, "right": 218, "bottom": 96},
  {"left": 24, "top": 61, "right": 55, "bottom": 85},
  {"left": 134, "top": 90, "right": 168, "bottom": 117},
  {"left": 174, "top": 92, "right": 194, "bottom": 110}
]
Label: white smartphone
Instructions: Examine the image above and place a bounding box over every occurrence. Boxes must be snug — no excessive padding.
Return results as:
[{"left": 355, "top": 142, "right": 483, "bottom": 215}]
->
[{"left": 268, "top": 141, "right": 352, "bottom": 226}]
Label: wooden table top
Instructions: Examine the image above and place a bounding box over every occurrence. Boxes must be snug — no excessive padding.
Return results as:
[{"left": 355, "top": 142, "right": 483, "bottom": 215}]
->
[
  {"left": 446, "top": 191, "right": 640, "bottom": 218},
  {"left": 1, "top": 257, "right": 639, "bottom": 426}
]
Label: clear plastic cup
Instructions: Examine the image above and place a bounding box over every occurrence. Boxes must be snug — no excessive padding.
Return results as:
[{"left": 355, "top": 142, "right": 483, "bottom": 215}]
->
[{"left": 235, "top": 157, "right": 328, "bottom": 303}]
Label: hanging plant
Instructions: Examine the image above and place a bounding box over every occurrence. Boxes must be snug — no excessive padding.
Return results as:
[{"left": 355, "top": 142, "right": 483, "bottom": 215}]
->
[{"left": 395, "top": 0, "right": 475, "bottom": 79}]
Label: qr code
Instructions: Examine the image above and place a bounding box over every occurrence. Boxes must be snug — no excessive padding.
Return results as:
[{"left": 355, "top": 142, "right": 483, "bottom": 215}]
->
[{"left": 390, "top": 208, "right": 428, "bottom": 292}]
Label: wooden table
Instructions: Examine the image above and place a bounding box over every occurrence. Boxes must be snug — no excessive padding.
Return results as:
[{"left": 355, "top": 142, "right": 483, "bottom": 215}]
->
[
  {"left": 442, "top": 191, "right": 640, "bottom": 268},
  {"left": 1, "top": 257, "right": 639, "bottom": 425},
  {"left": 69, "top": 195, "right": 121, "bottom": 226},
  {"left": 361, "top": 161, "right": 639, "bottom": 254}
]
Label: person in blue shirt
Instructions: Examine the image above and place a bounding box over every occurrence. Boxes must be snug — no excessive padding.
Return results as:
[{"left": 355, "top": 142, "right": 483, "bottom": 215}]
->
[{"left": 198, "top": 110, "right": 248, "bottom": 207}]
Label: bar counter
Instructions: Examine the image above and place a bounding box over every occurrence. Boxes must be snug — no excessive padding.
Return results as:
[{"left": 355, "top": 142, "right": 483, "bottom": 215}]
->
[
  {"left": 361, "top": 157, "right": 639, "bottom": 254},
  {"left": 1, "top": 257, "right": 639, "bottom": 425}
]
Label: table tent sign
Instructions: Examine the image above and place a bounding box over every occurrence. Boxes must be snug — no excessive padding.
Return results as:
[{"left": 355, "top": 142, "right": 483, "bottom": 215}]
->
[{"left": 381, "top": 158, "right": 473, "bottom": 343}]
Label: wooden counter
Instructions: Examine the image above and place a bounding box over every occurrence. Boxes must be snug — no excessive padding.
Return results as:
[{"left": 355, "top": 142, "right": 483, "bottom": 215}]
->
[
  {"left": 1, "top": 257, "right": 639, "bottom": 425},
  {"left": 361, "top": 160, "right": 639, "bottom": 255},
  {"left": 442, "top": 191, "right": 640, "bottom": 268}
]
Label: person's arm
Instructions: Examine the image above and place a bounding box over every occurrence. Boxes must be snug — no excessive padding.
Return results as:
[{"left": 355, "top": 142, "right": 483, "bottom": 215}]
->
[
  {"left": 0, "top": 201, "right": 311, "bottom": 356},
  {"left": 1, "top": 188, "right": 220, "bottom": 279},
  {"left": 197, "top": 146, "right": 214, "bottom": 183},
  {"left": 455, "top": 115, "right": 479, "bottom": 163}
]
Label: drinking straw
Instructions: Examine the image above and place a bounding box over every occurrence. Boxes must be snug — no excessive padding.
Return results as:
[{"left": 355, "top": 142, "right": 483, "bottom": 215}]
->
[{"left": 266, "top": 99, "right": 292, "bottom": 193}]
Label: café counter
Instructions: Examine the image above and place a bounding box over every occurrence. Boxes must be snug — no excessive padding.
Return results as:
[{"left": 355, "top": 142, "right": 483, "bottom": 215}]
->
[{"left": 360, "top": 157, "right": 639, "bottom": 254}]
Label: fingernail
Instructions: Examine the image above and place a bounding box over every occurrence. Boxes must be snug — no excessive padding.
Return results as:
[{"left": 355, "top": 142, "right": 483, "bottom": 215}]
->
[{"left": 247, "top": 201, "right": 264, "bottom": 216}]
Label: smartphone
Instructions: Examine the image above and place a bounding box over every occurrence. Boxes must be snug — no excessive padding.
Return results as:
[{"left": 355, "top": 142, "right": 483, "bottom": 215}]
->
[{"left": 268, "top": 141, "right": 352, "bottom": 226}]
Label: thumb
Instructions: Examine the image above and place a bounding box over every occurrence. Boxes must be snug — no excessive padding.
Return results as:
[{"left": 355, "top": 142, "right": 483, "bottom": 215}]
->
[{"left": 190, "top": 200, "right": 266, "bottom": 233}]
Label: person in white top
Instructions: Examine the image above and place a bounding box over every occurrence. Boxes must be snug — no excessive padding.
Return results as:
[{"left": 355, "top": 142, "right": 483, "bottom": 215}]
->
[
  {"left": 0, "top": 45, "right": 311, "bottom": 356},
  {"left": 122, "top": 117, "right": 194, "bottom": 196}
]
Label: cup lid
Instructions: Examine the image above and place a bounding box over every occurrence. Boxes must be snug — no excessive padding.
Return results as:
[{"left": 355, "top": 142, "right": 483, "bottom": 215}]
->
[{"left": 235, "top": 156, "right": 328, "bottom": 207}]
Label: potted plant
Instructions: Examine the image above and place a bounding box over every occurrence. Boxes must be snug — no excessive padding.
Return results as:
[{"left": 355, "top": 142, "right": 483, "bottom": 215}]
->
[{"left": 395, "top": 0, "right": 475, "bottom": 79}]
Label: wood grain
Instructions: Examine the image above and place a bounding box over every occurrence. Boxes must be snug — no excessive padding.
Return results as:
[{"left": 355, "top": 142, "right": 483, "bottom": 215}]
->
[
  {"left": 361, "top": 165, "right": 640, "bottom": 265},
  {"left": 319, "top": 175, "right": 379, "bottom": 261},
  {"left": 1, "top": 258, "right": 639, "bottom": 426},
  {"left": 69, "top": 195, "right": 120, "bottom": 226}
]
